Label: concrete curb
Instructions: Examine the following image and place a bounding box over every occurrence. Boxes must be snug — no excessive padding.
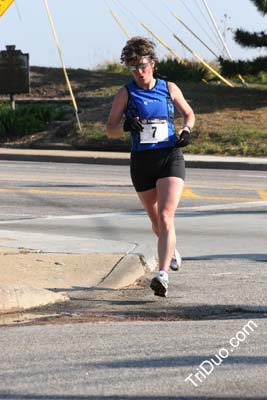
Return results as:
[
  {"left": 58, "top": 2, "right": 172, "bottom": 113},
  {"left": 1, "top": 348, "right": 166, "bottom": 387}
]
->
[
  {"left": 0, "top": 149, "right": 130, "bottom": 166},
  {"left": 0, "top": 251, "right": 155, "bottom": 314},
  {"left": 185, "top": 158, "right": 267, "bottom": 171},
  {"left": 0, "top": 152, "right": 130, "bottom": 166},
  {"left": 0, "top": 148, "right": 267, "bottom": 170},
  {"left": 0, "top": 286, "right": 69, "bottom": 315},
  {"left": 98, "top": 249, "right": 158, "bottom": 290},
  {"left": 98, "top": 254, "right": 147, "bottom": 290}
]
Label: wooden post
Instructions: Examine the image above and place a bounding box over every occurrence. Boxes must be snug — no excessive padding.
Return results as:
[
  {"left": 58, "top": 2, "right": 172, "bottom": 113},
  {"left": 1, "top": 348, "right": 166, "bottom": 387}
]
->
[{"left": 10, "top": 93, "right": 15, "bottom": 110}]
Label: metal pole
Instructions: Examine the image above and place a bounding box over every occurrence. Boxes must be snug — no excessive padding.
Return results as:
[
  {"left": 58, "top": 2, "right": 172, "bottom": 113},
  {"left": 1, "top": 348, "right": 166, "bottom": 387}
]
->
[
  {"left": 110, "top": 9, "right": 130, "bottom": 39},
  {"left": 141, "top": 22, "right": 185, "bottom": 64},
  {"left": 201, "top": 0, "right": 246, "bottom": 85},
  {"left": 202, "top": 0, "right": 229, "bottom": 57},
  {"left": 171, "top": 11, "right": 219, "bottom": 59},
  {"left": 173, "top": 33, "right": 234, "bottom": 87},
  {"left": 43, "top": 0, "right": 81, "bottom": 131}
]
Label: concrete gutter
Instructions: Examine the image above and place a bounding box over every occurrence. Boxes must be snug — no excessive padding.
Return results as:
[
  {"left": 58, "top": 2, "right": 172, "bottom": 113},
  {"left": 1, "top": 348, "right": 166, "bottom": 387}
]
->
[
  {"left": 0, "top": 148, "right": 267, "bottom": 170},
  {"left": 0, "top": 253, "right": 151, "bottom": 315},
  {"left": 0, "top": 286, "right": 69, "bottom": 315},
  {"left": 0, "top": 239, "right": 155, "bottom": 314}
]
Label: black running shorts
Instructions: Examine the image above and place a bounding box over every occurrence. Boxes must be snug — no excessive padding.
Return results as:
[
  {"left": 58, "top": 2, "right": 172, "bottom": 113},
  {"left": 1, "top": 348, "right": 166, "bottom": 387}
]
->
[{"left": 130, "top": 147, "right": 185, "bottom": 192}]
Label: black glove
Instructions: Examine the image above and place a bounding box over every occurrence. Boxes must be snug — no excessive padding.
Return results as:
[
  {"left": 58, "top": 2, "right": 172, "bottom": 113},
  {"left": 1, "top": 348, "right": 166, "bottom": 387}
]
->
[
  {"left": 123, "top": 117, "right": 143, "bottom": 132},
  {"left": 176, "top": 130, "right": 192, "bottom": 148}
]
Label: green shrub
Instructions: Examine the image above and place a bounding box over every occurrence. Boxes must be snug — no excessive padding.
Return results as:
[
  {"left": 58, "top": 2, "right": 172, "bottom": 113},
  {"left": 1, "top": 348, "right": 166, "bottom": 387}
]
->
[
  {"left": 157, "top": 58, "right": 208, "bottom": 82},
  {"left": 0, "top": 103, "right": 65, "bottom": 141},
  {"left": 97, "top": 62, "right": 129, "bottom": 74},
  {"left": 243, "top": 71, "right": 267, "bottom": 84},
  {"left": 96, "top": 58, "right": 210, "bottom": 82},
  {"left": 258, "top": 144, "right": 267, "bottom": 155},
  {"left": 219, "top": 56, "right": 267, "bottom": 78}
]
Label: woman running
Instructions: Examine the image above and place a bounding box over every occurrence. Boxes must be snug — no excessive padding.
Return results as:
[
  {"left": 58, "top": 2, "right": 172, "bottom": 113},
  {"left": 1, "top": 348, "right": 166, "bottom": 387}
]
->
[{"left": 106, "top": 36, "right": 195, "bottom": 297}]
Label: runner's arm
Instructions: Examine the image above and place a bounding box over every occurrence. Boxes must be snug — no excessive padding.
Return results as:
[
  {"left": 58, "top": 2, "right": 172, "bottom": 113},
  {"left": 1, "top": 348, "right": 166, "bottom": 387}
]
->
[
  {"left": 106, "top": 87, "right": 128, "bottom": 138},
  {"left": 167, "top": 82, "right": 195, "bottom": 131}
]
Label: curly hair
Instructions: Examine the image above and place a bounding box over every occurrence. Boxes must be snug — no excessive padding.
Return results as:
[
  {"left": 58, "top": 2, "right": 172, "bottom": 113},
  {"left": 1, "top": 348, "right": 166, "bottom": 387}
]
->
[{"left": 120, "top": 36, "right": 158, "bottom": 66}]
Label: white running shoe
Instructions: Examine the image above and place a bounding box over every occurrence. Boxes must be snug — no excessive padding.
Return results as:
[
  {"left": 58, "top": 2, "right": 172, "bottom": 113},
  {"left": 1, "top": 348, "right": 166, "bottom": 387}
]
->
[
  {"left": 170, "top": 248, "right": 182, "bottom": 271},
  {"left": 150, "top": 271, "right": 169, "bottom": 297}
]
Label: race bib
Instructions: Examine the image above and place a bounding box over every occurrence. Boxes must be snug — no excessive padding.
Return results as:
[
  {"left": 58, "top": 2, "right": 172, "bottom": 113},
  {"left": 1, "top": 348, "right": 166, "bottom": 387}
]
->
[{"left": 140, "top": 120, "right": 169, "bottom": 144}]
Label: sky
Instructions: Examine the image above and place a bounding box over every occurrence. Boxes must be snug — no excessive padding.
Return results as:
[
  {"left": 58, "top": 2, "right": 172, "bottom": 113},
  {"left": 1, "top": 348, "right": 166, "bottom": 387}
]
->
[{"left": 0, "top": 0, "right": 266, "bottom": 69}]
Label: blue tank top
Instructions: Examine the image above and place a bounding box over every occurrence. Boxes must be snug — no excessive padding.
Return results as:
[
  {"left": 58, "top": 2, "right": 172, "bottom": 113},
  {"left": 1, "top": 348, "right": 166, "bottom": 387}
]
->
[{"left": 125, "top": 79, "right": 177, "bottom": 152}]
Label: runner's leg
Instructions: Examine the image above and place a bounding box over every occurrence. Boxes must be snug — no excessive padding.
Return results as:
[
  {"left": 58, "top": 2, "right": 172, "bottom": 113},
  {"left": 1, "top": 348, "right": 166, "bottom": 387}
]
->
[
  {"left": 156, "top": 177, "right": 184, "bottom": 271},
  {"left": 137, "top": 188, "right": 159, "bottom": 236}
]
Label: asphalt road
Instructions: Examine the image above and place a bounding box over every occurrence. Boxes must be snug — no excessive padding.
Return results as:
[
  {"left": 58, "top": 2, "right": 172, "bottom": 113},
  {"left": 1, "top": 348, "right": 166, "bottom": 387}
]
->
[
  {"left": 0, "top": 161, "right": 266, "bottom": 261},
  {"left": 0, "top": 160, "right": 266, "bottom": 218},
  {"left": 0, "top": 318, "right": 266, "bottom": 399},
  {"left": 0, "top": 161, "right": 266, "bottom": 399}
]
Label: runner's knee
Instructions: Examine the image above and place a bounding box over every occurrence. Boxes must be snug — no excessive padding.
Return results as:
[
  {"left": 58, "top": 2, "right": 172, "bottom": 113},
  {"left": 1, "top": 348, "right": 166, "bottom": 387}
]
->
[{"left": 158, "top": 210, "right": 174, "bottom": 232}]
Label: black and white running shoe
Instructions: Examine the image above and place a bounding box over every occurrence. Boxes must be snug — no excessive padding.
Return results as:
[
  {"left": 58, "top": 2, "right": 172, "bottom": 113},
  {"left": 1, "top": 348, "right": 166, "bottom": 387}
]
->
[{"left": 150, "top": 271, "right": 169, "bottom": 297}]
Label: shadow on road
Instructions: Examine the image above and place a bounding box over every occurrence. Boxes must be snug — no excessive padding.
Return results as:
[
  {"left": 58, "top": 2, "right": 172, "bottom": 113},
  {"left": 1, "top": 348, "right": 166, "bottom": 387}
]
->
[
  {"left": 184, "top": 253, "right": 267, "bottom": 261},
  {"left": 0, "top": 392, "right": 266, "bottom": 399}
]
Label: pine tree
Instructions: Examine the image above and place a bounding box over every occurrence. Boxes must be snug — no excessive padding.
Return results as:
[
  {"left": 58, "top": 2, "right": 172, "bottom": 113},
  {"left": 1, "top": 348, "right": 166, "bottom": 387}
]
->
[
  {"left": 219, "top": 0, "right": 267, "bottom": 77},
  {"left": 235, "top": 0, "right": 267, "bottom": 48}
]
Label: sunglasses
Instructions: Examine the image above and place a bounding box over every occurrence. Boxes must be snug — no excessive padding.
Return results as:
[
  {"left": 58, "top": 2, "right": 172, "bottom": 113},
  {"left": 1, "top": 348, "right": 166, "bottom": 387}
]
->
[{"left": 127, "top": 62, "right": 150, "bottom": 72}]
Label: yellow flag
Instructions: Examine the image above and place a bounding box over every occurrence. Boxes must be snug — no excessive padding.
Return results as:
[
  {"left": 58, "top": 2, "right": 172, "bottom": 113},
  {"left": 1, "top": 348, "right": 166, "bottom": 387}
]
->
[{"left": 0, "top": 0, "right": 14, "bottom": 17}]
